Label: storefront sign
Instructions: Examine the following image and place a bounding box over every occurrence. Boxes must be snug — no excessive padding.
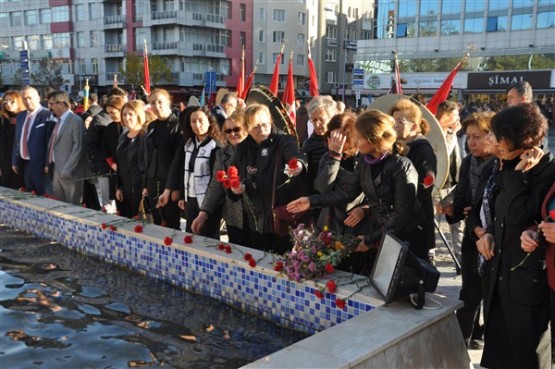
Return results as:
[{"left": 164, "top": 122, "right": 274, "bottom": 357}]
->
[{"left": 467, "top": 70, "right": 552, "bottom": 90}]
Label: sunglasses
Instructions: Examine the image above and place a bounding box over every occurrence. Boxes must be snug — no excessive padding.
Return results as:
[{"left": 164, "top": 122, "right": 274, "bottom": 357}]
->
[{"left": 224, "top": 127, "right": 242, "bottom": 134}]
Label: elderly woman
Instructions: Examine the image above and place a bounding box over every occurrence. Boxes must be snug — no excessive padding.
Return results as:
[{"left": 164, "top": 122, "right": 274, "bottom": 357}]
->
[
  {"left": 302, "top": 95, "right": 338, "bottom": 194},
  {"left": 390, "top": 99, "right": 437, "bottom": 257},
  {"left": 0, "top": 91, "right": 25, "bottom": 189},
  {"left": 115, "top": 100, "right": 147, "bottom": 219},
  {"left": 191, "top": 110, "right": 250, "bottom": 245},
  {"left": 288, "top": 109, "right": 427, "bottom": 268},
  {"left": 144, "top": 89, "right": 183, "bottom": 229},
  {"left": 476, "top": 104, "right": 555, "bottom": 369},
  {"left": 230, "top": 104, "right": 307, "bottom": 254}
]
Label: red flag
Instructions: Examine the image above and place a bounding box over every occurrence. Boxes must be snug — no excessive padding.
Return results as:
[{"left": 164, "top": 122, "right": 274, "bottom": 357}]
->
[
  {"left": 307, "top": 43, "right": 319, "bottom": 97},
  {"left": 281, "top": 51, "right": 296, "bottom": 124},
  {"left": 237, "top": 47, "right": 245, "bottom": 98},
  {"left": 240, "top": 66, "right": 256, "bottom": 100},
  {"left": 269, "top": 44, "right": 285, "bottom": 97},
  {"left": 426, "top": 58, "right": 465, "bottom": 115},
  {"left": 390, "top": 52, "right": 403, "bottom": 95},
  {"left": 143, "top": 40, "right": 151, "bottom": 95}
]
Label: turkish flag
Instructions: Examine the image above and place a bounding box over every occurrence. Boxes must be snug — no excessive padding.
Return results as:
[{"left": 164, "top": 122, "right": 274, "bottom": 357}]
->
[
  {"left": 426, "top": 59, "right": 464, "bottom": 115},
  {"left": 281, "top": 55, "right": 296, "bottom": 124}
]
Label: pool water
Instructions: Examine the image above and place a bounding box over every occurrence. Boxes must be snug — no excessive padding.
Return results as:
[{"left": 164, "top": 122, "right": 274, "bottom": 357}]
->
[{"left": 0, "top": 226, "right": 308, "bottom": 369}]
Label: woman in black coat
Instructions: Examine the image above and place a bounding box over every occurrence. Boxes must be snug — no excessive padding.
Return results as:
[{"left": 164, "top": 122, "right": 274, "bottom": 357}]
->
[
  {"left": 230, "top": 104, "right": 308, "bottom": 254},
  {"left": 144, "top": 89, "right": 182, "bottom": 229},
  {"left": 0, "top": 91, "right": 25, "bottom": 189},
  {"left": 476, "top": 104, "right": 555, "bottom": 369}
]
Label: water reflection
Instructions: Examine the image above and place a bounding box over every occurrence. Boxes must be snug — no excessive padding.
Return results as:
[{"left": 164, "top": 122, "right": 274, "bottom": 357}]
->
[{"left": 0, "top": 226, "right": 307, "bottom": 369}]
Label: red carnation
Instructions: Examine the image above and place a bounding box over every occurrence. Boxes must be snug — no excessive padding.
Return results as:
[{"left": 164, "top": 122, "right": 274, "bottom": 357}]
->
[
  {"left": 101, "top": 223, "right": 107, "bottom": 230},
  {"left": 101, "top": 207, "right": 107, "bottom": 213},
  {"left": 229, "top": 178, "right": 241, "bottom": 189},
  {"left": 82, "top": 203, "right": 87, "bottom": 208},
  {"left": 227, "top": 166, "right": 239, "bottom": 179},
  {"left": 183, "top": 235, "right": 193, "bottom": 244},
  {"left": 314, "top": 290, "right": 324, "bottom": 299},
  {"left": 549, "top": 210, "right": 555, "bottom": 221},
  {"left": 224, "top": 245, "right": 232, "bottom": 254},
  {"left": 19, "top": 187, "right": 26, "bottom": 192},
  {"left": 217, "top": 243, "right": 226, "bottom": 250},
  {"left": 288, "top": 158, "right": 299, "bottom": 170},
  {"left": 31, "top": 190, "right": 37, "bottom": 195},
  {"left": 216, "top": 170, "right": 227, "bottom": 182},
  {"left": 325, "top": 263, "right": 335, "bottom": 273},
  {"left": 222, "top": 179, "right": 231, "bottom": 189},
  {"left": 422, "top": 174, "right": 435, "bottom": 188},
  {"left": 243, "top": 253, "right": 253, "bottom": 261},
  {"left": 109, "top": 225, "right": 117, "bottom": 231},
  {"left": 336, "top": 298, "right": 346, "bottom": 309},
  {"left": 134, "top": 224, "right": 143, "bottom": 233},
  {"left": 163, "top": 236, "right": 172, "bottom": 246},
  {"left": 274, "top": 261, "right": 284, "bottom": 272},
  {"left": 326, "top": 280, "right": 337, "bottom": 294},
  {"left": 248, "top": 258, "right": 256, "bottom": 267}
]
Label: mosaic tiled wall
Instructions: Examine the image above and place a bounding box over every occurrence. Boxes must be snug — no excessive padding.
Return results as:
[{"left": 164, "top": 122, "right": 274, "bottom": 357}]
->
[{"left": 0, "top": 189, "right": 377, "bottom": 334}]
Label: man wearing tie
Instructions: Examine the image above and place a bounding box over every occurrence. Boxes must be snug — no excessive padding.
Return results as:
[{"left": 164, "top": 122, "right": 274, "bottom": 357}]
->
[
  {"left": 11, "top": 87, "right": 53, "bottom": 195},
  {"left": 46, "top": 91, "right": 87, "bottom": 205}
]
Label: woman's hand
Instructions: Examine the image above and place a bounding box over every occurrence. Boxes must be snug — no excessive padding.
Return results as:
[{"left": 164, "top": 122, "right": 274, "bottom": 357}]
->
[
  {"left": 354, "top": 236, "right": 370, "bottom": 252},
  {"left": 473, "top": 226, "right": 486, "bottom": 239},
  {"left": 286, "top": 197, "right": 310, "bottom": 214},
  {"left": 157, "top": 189, "right": 171, "bottom": 208},
  {"left": 515, "top": 146, "right": 543, "bottom": 172},
  {"left": 327, "top": 129, "right": 347, "bottom": 154},
  {"left": 231, "top": 183, "right": 245, "bottom": 195},
  {"left": 191, "top": 211, "right": 207, "bottom": 234},
  {"left": 115, "top": 189, "right": 124, "bottom": 202},
  {"left": 520, "top": 229, "right": 539, "bottom": 252},
  {"left": 286, "top": 162, "right": 303, "bottom": 177},
  {"left": 110, "top": 163, "right": 117, "bottom": 172},
  {"left": 539, "top": 221, "right": 555, "bottom": 243},
  {"left": 476, "top": 233, "right": 495, "bottom": 260},
  {"left": 344, "top": 207, "right": 365, "bottom": 227},
  {"left": 436, "top": 202, "right": 454, "bottom": 217},
  {"left": 142, "top": 188, "right": 148, "bottom": 197},
  {"left": 171, "top": 190, "right": 180, "bottom": 202},
  {"left": 177, "top": 200, "right": 186, "bottom": 210}
]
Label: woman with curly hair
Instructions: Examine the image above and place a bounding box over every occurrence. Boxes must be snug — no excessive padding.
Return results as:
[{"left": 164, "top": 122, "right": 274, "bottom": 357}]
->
[
  {"left": 159, "top": 106, "right": 223, "bottom": 238},
  {"left": 0, "top": 91, "right": 25, "bottom": 189}
]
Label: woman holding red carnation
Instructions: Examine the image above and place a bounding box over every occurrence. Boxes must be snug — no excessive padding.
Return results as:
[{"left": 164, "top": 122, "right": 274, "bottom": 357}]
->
[
  {"left": 191, "top": 111, "right": 251, "bottom": 245},
  {"left": 230, "top": 104, "right": 308, "bottom": 254},
  {"left": 159, "top": 106, "right": 223, "bottom": 238}
]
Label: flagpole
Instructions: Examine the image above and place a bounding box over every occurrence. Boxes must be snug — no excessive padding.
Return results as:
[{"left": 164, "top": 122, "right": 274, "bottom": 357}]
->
[{"left": 143, "top": 39, "right": 151, "bottom": 95}]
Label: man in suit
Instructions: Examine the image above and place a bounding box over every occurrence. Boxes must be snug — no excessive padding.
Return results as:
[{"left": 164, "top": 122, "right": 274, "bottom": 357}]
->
[
  {"left": 46, "top": 90, "right": 87, "bottom": 205},
  {"left": 211, "top": 93, "right": 237, "bottom": 128},
  {"left": 12, "top": 86, "right": 54, "bottom": 195}
]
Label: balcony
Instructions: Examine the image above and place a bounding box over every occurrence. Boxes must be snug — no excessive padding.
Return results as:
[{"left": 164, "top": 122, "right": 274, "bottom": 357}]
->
[
  {"left": 152, "top": 10, "right": 177, "bottom": 21},
  {"left": 148, "top": 10, "right": 224, "bottom": 29},
  {"left": 106, "top": 73, "right": 125, "bottom": 84},
  {"left": 104, "top": 14, "right": 125, "bottom": 28},
  {"left": 105, "top": 44, "right": 125, "bottom": 54},
  {"left": 151, "top": 41, "right": 225, "bottom": 57},
  {"left": 326, "top": 37, "right": 338, "bottom": 47}
]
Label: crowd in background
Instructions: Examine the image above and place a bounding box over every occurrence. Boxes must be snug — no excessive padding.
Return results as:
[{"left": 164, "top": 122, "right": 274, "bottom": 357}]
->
[{"left": 0, "top": 80, "right": 554, "bottom": 368}]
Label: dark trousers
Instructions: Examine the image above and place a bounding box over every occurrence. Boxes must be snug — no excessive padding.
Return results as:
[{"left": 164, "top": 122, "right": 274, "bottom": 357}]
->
[
  {"left": 249, "top": 231, "right": 292, "bottom": 255},
  {"left": 185, "top": 196, "right": 222, "bottom": 239},
  {"left": 146, "top": 178, "right": 181, "bottom": 230},
  {"left": 226, "top": 212, "right": 251, "bottom": 246},
  {"left": 120, "top": 187, "right": 143, "bottom": 219},
  {"left": 83, "top": 179, "right": 101, "bottom": 210},
  {"left": 22, "top": 160, "right": 48, "bottom": 195},
  {"left": 456, "top": 244, "right": 483, "bottom": 344}
]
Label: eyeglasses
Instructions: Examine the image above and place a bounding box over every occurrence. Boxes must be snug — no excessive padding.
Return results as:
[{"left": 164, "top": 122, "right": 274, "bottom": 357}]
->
[
  {"left": 395, "top": 119, "right": 414, "bottom": 125},
  {"left": 251, "top": 122, "right": 271, "bottom": 131},
  {"left": 224, "top": 127, "right": 242, "bottom": 134}
]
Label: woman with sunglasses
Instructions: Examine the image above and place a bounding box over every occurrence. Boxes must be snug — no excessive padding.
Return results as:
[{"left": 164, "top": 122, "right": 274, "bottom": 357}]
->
[
  {"left": 0, "top": 91, "right": 25, "bottom": 189},
  {"left": 160, "top": 106, "right": 223, "bottom": 238},
  {"left": 191, "top": 110, "right": 250, "bottom": 245}
]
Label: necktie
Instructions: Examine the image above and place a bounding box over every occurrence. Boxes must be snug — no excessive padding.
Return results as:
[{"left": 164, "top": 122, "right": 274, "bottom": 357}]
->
[
  {"left": 21, "top": 113, "right": 32, "bottom": 159},
  {"left": 48, "top": 118, "right": 61, "bottom": 164}
]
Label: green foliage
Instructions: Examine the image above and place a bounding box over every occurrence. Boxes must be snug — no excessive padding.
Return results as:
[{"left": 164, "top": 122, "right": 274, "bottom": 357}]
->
[
  {"left": 481, "top": 54, "right": 555, "bottom": 71},
  {"left": 119, "top": 52, "right": 174, "bottom": 88},
  {"left": 31, "top": 58, "right": 65, "bottom": 89}
]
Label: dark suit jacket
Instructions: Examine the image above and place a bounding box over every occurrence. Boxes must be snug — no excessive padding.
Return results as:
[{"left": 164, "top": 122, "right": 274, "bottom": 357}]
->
[
  {"left": 211, "top": 105, "right": 226, "bottom": 129},
  {"left": 12, "top": 108, "right": 54, "bottom": 172}
]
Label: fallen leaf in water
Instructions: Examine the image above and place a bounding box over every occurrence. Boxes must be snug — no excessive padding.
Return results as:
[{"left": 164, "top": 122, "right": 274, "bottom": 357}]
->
[
  {"left": 203, "top": 324, "right": 214, "bottom": 332},
  {"left": 180, "top": 334, "right": 197, "bottom": 342}
]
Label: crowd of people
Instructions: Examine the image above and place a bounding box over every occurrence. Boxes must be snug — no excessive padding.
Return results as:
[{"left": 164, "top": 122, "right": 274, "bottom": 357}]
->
[{"left": 0, "top": 80, "right": 554, "bottom": 368}]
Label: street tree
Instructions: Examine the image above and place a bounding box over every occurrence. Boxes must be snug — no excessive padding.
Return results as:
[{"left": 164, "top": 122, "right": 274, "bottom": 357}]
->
[
  {"left": 31, "top": 58, "right": 65, "bottom": 89},
  {"left": 119, "top": 52, "right": 173, "bottom": 88}
]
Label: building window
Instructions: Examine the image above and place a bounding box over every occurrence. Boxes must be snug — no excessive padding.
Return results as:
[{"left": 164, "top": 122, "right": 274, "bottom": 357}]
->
[
  {"left": 258, "top": 30, "right": 265, "bottom": 42},
  {"left": 51, "top": 6, "right": 69, "bottom": 22},
  {"left": 441, "top": 1, "right": 461, "bottom": 14},
  {"left": 398, "top": 0, "right": 416, "bottom": 18},
  {"left": 0, "top": 37, "right": 9, "bottom": 50},
  {"left": 297, "top": 33, "right": 305, "bottom": 46},
  {"left": 10, "top": 11, "right": 22, "bottom": 27},
  {"left": 465, "top": 1, "right": 484, "bottom": 12},
  {"left": 240, "top": 3, "right": 246, "bottom": 21},
  {"left": 272, "top": 53, "right": 285, "bottom": 65},
  {"left": 258, "top": 52, "right": 265, "bottom": 65},
  {"left": 222, "top": 1, "right": 231, "bottom": 19},
  {"left": 298, "top": 12, "right": 305, "bottom": 25},
  {"left": 396, "top": 23, "right": 407, "bottom": 37},
  {"left": 76, "top": 31, "right": 85, "bottom": 47},
  {"left": 273, "top": 31, "right": 285, "bottom": 43},
  {"left": 90, "top": 31, "right": 98, "bottom": 47},
  {"left": 464, "top": 17, "right": 483, "bottom": 33},
  {"left": 74, "top": 4, "right": 84, "bottom": 21},
  {"left": 89, "top": 3, "right": 95, "bottom": 21},
  {"left": 273, "top": 9, "right": 285, "bottom": 22},
  {"left": 488, "top": 1, "right": 508, "bottom": 11},
  {"left": 259, "top": 7, "right": 265, "bottom": 20},
  {"left": 40, "top": 8, "right": 51, "bottom": 24},
  {"left": 53, "top": 32, "right": 70, "bottom": 48},
  {"left": 326, "top": 25, "right": 337, "bottom": 39},
  {"left": 361, "top": 30, "right": 372, "bottom": 39},
  {"left": 537, "top": 11, "right": 555, "bottom": 29},
  {"left": 513, "top": 0, "right": 533, "bottom": 8},
  {"left": 25, "top": 10, "right": 37, "bottom": 25},
  {"left": 326, "top": 71, "right": 335, "bottom": 84},
  {"left": 420, "top": 0, "right": 439, "bottom": 16},
  {"left": 80, "top": 59, "right": 86, "bottom": 74},
  {"left": 12, "top": 36, "right": 24, "bottom": 49},
  {"left": 42, "top": 34, "right": 52, "bottom": 49},
  {"left": 91, "top": 58, "right": 98, "bottom": 74},
  {"left": 440, "top": 20, "right": 461, "bottom": 35},
  {"left": 512, "top": 13, "right": 532, "bottom": 30},
  {"left": 325, "top": 49, "right": 337, "bottom": 62},
  {"left": 240, "top": 32, "right": 246, "bottom": 48},
  {"left": 419, "top": 21, "right": 438, "bottom": 36},
  {"left": 296, "top": 54, "right": 304, "bottom": 66},
  {"left": 27, "top": 35, "right": 40, "bottom": 50}
]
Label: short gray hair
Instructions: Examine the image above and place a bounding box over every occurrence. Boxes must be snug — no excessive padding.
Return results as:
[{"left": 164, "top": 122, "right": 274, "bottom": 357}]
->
[
  {"left": 507, "top": 81, "right": 533, "bottom": 103},
  {"left": 307, "top": 95, "right": 338, "bottom": 117}
]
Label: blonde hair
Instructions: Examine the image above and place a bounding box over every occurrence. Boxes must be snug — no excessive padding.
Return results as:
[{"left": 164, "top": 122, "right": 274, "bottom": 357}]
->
[
  {"left": 462, "top": 111, "right": 494, "bottom": 134},
  {"left": 244, "top": 104, "right": 272, "bottom": 131},
  {"left": 356, "top": 110, "right": 397, "bottom": 154},
  {"left": 148, "top": 88, "right": 172, "bottom": 104},
  {"left": 104, "top": 96, "right": 125, "bottom": 111},
  {"left": 122, "top": 100, "right": 146, "bottom": 131},
  {"left": 390, "top": 99, "right": 430, "bottom": 136}
]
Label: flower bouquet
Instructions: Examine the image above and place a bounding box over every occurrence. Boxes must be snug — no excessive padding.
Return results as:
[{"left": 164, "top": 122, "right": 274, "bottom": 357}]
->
[{"left": 276, "top": 224, "right": 360, "bottom": 282}]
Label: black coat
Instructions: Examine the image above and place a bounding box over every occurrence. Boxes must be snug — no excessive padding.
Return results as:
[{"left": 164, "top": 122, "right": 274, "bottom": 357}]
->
[
  {"left": 481, "top": 152, "right": 555, "bottom": 369},
  {"left": 230, "top": 132, "right": 308, "bottom": 234},
  {"left": 86, "top": 111, "right": 113, "bottom": 176},
  {"left": 302, "top": 133, "right": 328, "bottom": 195},
  {"left": 144, "top": 114, "right": 182, "bottom": 185}
]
